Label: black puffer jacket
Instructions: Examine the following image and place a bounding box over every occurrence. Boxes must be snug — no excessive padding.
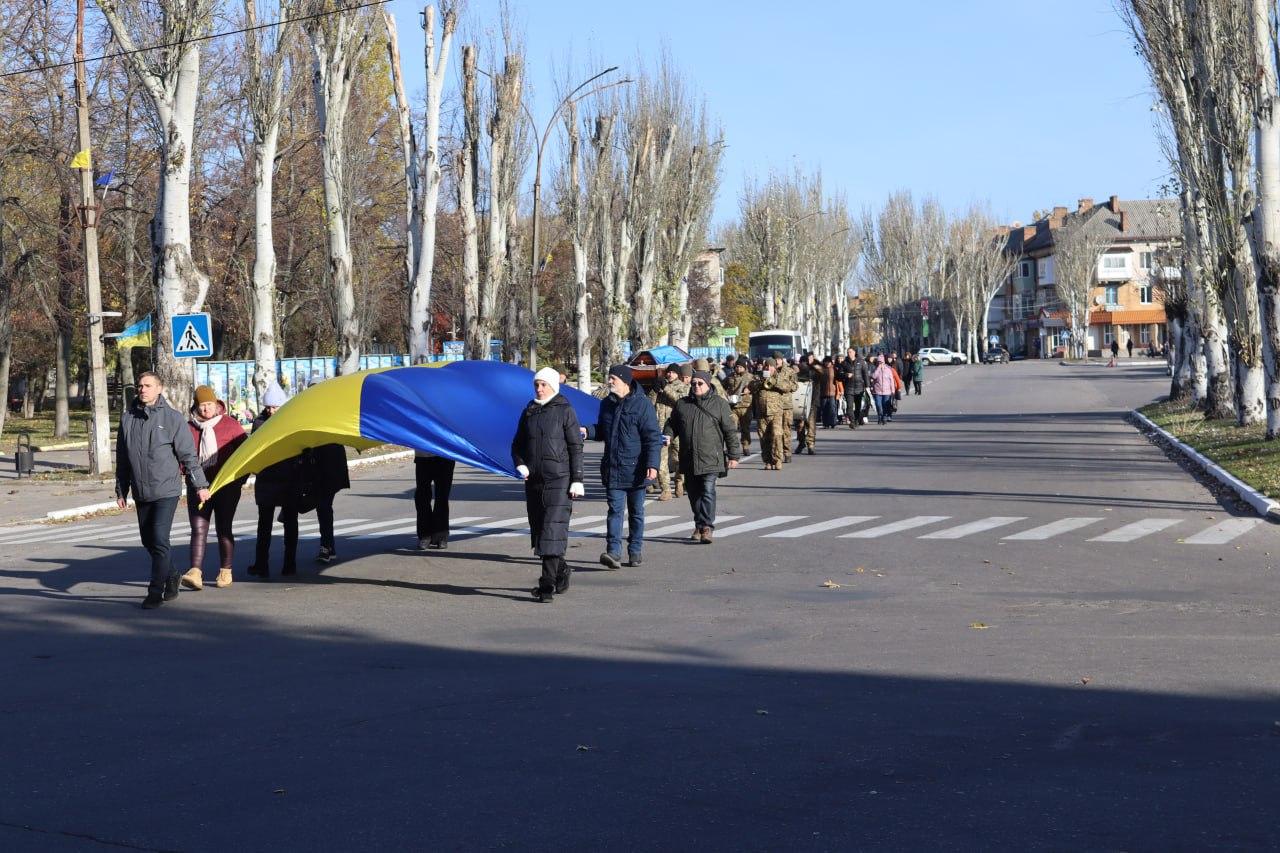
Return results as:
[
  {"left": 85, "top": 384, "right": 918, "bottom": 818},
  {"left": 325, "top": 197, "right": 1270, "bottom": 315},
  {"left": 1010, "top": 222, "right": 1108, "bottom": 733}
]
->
[
  {"left": 663, "top": 387, "right": 742, "bottom": 477},
  {"left": 251, "top": 411, "right": 302, "bottom": 507},
  {"left": 511, "top": 394, "right": 584, "bottom": 557}
]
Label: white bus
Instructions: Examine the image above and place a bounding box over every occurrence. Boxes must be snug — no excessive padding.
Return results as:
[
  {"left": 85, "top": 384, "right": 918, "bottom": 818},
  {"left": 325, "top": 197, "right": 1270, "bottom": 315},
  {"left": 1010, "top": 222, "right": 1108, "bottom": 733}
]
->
[{"left": 747, "top": 329, "right": 809, "bottom": 361}]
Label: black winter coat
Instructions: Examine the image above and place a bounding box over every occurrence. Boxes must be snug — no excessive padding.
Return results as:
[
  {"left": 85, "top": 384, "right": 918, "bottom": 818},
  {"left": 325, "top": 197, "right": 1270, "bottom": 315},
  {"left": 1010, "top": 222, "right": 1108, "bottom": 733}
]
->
[
  {"left": 839, "top": 357, "right": 869, "bottom": 394},
  {"left": 511, "top": 394, "right": 584, "bottom": 557},
  {"left": 585, "top": 383, "right": 661, "bottom": 490},
  {"left": 663, "top": 388, "right": 742, "bottom": 477},
  {"left": 250, "top": 411, "right": 302, "bottom": 507},
  {"left": 307, "top": 443, "right": 350, "bottom": 496}
]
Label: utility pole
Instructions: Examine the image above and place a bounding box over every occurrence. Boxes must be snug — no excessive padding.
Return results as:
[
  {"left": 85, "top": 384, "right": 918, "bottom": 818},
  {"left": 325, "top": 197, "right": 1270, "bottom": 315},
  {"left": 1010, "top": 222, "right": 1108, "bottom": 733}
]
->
[{"left": 75, "top": 0, "right": 112, "bottom": 476}]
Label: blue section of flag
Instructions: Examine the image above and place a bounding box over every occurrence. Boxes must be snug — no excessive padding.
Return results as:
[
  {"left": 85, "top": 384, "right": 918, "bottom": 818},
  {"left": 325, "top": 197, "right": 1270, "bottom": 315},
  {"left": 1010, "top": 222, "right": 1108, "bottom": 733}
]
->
[
  {"left": 94, "top": 170, "right": 114, "bottom": 187},
  {"left": 358, "top": 361, "right": 600, "bottom": 479}
]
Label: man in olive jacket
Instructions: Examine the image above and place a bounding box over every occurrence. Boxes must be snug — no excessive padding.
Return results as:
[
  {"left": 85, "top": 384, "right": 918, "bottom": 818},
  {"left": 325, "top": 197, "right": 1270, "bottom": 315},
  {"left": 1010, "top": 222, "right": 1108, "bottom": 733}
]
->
[
  {"left": 115, "top": 371, "right": 211, "bottom": 609},
  {"left": 662, "top": 370, "right": 741, "bottom": 544}
]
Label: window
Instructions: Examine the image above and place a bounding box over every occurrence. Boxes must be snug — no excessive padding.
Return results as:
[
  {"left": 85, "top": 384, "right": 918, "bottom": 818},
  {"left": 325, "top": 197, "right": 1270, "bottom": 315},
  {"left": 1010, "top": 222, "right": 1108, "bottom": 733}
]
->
[
  {"left": 1038, "top": 259, "right": 1048, "bottom": 279},
  {"left": 1103, "top": 327, "right": 1114, "bottom": 346},
  {"left": 1019, "top": 260, "right": 1031, "bottom": 278},
  {"left": 1104, "top": 285, "right": 1119, "bottom": 304},
  {"left": 1140, "top": 326, "right": 1151, "bottom": 344},
  {"left": 1139, "top": 283, "right": 1153, "bottom": 304},
  {"left": 1102, "top": 255, "right": 1127, "bottom": 270},
  {"left": 1140, "top": 251, "right": 1153, "bottom": 270}
]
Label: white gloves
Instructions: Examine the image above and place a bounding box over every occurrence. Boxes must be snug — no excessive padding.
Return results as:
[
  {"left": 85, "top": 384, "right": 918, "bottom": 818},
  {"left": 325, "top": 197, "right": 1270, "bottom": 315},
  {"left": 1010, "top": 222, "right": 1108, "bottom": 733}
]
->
[
  {"left": 568, "top": 482, "right": 585, "bottom": 499},
  {"left": 516, "top": 465, "right": 530, "bottom": 480},
  {"left": 729, "top": 394, "right": 740, "bottom": 404}
]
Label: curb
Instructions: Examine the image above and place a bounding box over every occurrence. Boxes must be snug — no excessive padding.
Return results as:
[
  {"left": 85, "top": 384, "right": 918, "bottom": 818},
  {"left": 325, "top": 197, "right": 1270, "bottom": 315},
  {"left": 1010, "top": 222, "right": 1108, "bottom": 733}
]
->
[
  {"left": 43, "top": 447, "right": 415, "bottom": 522},
  {"left": 1130, "top": 408, "right": 1280, "bottom": 520}
]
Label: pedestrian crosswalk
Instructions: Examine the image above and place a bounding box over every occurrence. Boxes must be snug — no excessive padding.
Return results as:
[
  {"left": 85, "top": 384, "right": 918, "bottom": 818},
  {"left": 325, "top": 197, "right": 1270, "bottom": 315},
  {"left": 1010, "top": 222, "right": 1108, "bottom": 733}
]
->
[{"left": 0, "top": 511, "right": 1266, "bottom": 550}]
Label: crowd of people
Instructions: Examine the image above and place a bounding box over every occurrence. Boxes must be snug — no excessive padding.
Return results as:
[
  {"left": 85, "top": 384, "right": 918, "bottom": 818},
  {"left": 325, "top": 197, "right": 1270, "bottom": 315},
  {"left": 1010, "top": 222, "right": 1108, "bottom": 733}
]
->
[{"left": 113, "top": 348, "right": 924, "bottom": 608}]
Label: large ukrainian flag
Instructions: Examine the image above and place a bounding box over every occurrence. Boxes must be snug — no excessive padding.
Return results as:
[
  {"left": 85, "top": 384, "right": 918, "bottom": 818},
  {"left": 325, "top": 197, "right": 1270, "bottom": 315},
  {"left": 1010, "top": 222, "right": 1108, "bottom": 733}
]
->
[{"left": 208, "top": 360, "right": 601, "bottom": 497}]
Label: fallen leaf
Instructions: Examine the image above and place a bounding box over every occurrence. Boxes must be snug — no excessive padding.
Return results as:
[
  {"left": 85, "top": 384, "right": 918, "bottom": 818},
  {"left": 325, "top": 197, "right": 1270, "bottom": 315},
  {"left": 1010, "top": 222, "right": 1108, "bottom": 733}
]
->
[
  {"left": 854, "top": 567, "right": 866, "bottom": 574},
  {"left": 820, "top": 579, "right": 842, "bottom": 589},
  {"left": 982, "top": 560, "right": 991, "bottom": 564},
  {"left": 756, "top": 709, "right": 770, "bottom": 715},
  {"left": 576, "top": 744, "right": 592, "bottom": 752},
  {"left": 969, "top": 622, "right": 991, "bottom": 630},
  {"left": 1080, "top": 677, "right": 1091, "bottom": 685}
]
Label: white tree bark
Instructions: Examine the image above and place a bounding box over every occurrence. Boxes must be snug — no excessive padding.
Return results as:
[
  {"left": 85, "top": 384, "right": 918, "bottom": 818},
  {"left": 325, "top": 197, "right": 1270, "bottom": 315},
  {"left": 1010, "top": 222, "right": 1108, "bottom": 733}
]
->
[
  {"left": 1251, "top": 0, "right": 1280, "bottom": 437},
  {"left": 98, "top": 0, "right": 213, "bottom": 405}
]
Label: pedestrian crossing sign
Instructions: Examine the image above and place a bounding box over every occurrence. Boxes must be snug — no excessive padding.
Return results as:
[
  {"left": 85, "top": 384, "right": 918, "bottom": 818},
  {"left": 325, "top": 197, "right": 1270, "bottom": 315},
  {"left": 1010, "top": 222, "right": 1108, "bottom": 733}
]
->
[{"left": 171, "top": 312, "right": 213, "bottom": 359}]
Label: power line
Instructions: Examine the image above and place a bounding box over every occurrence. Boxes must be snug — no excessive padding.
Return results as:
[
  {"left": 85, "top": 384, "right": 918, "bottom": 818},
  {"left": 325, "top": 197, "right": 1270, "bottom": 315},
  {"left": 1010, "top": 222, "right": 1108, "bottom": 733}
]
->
[{"left": 0, "top": 0, "right": 387, "bottom": 81}]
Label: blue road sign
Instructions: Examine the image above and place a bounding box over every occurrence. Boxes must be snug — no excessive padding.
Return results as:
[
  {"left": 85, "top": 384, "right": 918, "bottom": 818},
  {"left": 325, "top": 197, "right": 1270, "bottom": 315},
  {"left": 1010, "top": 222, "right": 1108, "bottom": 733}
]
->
[{"left": 171, "top": 312, "right": 213, "bottom": 359}]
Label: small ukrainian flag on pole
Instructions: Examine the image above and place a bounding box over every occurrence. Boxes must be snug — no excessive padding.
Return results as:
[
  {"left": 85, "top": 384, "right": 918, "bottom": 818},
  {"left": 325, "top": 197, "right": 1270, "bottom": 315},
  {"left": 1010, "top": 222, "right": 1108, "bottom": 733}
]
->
[
  {"left": 70, "top": 149, "right": 92, "bottom": 170},
  {"left": 116, "top": 316, "right": 152, "bottom": 349}
]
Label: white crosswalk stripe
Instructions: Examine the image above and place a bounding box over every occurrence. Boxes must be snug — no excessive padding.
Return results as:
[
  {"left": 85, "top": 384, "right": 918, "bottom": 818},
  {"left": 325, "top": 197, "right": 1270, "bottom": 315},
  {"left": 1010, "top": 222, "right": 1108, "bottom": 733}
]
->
[
  {"left": 1182, "top": 518, "right": 1261, "bottom": 545},
  {"left": 1002, "top": 517, "right": 1102, "bottom": 541},
  {"left": 763, "top": 516, "right": 879, "bottom": 538},
  {"left": 920, "top": 516, "right": 1026, "bottom": 540},
  {"left": 448, "top": 516, "right": 535, "bottom": 539},
  {"left": 495, "top": 514, "right": 608, "bottom": 538},
  {"left": 840, "top": 516, "right": 950, "bottom": 539},
  {"left": 713, "top": 516, "right": 806, "bottom": 537},
  {"left": 645, "top": 516, "right": 742, "bottom": 538},
  {"left": 0, "top": 521, "right": 121, "bottom": 545},
  {"left": 1088, "top": 519, "right": 1181, "bottom": 542},
  {"left": 570, "top": 516, "right": 678, "bottom": 537}
]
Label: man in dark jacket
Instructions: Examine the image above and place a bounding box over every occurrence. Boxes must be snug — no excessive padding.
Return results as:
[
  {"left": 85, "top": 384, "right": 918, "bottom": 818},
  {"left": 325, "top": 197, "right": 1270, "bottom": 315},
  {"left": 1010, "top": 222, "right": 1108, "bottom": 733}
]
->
[
  {"left": 115, "top": 371, "right": 211, "bottom": 609},
  {"left": 308, "top": 443, "right": 350, "bottom": 564},
  {"left": 663, "top": 370, "right": 741, "bottom": 544},
  {"left": 512, "top": 367, "right": 585, "bottom": 602},
  {"left": 839, "top": 348, "right": 869, "bottom": 429},
  {"left": 582, "top": 364, "right": 661, "bottom": 569}
]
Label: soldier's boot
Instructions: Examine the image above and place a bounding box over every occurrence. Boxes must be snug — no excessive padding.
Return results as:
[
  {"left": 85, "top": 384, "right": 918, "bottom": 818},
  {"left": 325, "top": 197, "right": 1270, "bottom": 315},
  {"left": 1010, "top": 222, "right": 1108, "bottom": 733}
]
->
[{"left": 674, "top": 477, "right": 684, "bottom": 498}]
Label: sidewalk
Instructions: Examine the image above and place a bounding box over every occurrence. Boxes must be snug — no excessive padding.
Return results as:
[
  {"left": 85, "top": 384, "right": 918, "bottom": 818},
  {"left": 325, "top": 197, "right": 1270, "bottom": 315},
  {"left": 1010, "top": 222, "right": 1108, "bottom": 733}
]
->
[{"left": 0, "top": 445, "right": 414, "bottom": 527}]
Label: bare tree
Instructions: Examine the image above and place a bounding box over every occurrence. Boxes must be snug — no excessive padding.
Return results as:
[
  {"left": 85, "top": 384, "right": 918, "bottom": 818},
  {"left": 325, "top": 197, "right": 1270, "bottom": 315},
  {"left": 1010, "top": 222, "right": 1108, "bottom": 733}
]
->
[
  {"left": 98, "top": 0, "right": 215, "bottom": 403},
  {"left": 306, "top": 0, "right": 375, "bottom": 374},
  {"left": 1248, "top": 0, "right": 1280, "bottom": 437},
  {"left": 1052, "top": 217, "right": 1108, "bottom": 360}
]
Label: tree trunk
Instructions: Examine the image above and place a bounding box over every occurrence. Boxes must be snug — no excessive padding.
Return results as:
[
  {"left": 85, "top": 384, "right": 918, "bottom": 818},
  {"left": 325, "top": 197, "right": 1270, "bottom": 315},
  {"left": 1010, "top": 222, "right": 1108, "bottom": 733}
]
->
[
  {"left": 251, "top": 131, "right": 280, "bottom": 395},
  {"left": 458, "top": 46, "right": 482, "bottom": 359},
  {"left": 1253, "top": 0, "right": 1280, "bottom": 436},
  {"left": 0, "top": 342, "right": 9, "bottom": 439}
]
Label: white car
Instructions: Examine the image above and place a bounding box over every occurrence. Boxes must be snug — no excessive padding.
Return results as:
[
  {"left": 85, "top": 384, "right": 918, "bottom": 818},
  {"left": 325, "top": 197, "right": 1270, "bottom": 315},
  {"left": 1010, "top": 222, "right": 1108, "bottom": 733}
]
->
[{"left": 917, "top": 347, "right": 969, "bottom": 365}]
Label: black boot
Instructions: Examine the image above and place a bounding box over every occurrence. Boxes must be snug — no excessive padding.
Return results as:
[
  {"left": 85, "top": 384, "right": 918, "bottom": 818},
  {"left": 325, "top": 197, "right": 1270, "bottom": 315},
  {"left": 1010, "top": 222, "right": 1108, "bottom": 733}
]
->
[
  {"left": 163, "top": 573, "right": 181, "bottom": 602},
  {"left": 554, "top": 557, "right": 572, "bottom": 594}
]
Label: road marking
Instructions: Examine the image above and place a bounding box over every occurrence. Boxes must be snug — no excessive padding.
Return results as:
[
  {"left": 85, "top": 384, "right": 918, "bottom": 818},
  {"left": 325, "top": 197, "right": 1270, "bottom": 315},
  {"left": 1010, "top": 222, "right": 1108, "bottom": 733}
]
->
[
  {"left": 762, "top": 516, "right": 879, "bottom": 538},
  {"left": 351, "top": 516, "right": 488, "bottom": 539},
  {"left": 0, "top": 522, "right": 120, "bottom": 545},
  {"left": 1183, "top": 518, "right": 1261, "bottom": 545},
  {"left": 840, "top": 516, "right": 950, "bottom": 538},
  {"left": 449, "top": 516, "right": 538, "bottom": 539},
  {"left": 645, "top": 516, "right": 742, "bottom": 537},
  {"left": 920, "top": 516, "right": 1026, "bottom": 540},
  {"left": 1088, "top": 519, "right": 1181, "bottom": 542},
  {"left": 1002, "top": 517, "right": 1102, "bottom": 541},
  {"left": 494, "top": 514, "right": 608, "bottom": 538},
  {"left": 571, "top": 515, "right": 678, "bottom": 536},
  {"left": 713, "top": 516, "right": 806, "bottom": 537}
]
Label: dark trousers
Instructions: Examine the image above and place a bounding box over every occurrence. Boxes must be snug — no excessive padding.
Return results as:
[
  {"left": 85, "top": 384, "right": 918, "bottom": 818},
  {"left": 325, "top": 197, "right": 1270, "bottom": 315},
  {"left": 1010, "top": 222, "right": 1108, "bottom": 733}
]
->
[
  {"left": 315, "top": 491, "right": 336, "bottom": 549},
  {"left": 820, "top": 396, "right": 838, "bottom": 428},
  {"left": 137, "top": 496, "right": 180, "bottom": 597},
  {"left": 415, "top": 456, "right": 455, "bottom": 543},
  {"left": 913, "top": 379, "right": 922, "bottom": 395},
  {"left": 605, "top": 486, "right": 646, "bottom": 557},
  {"left": 188, "top": 485, "right": 240, "bottom": 571},
  {"left": 685, "top": 472, "right": 719, "bottom": 531},
  {"left": 844, "top": 392, "right": 864, "bottom": 427},
  {"left": 255, "top": 504, "right": 298, "bottom": 572}
]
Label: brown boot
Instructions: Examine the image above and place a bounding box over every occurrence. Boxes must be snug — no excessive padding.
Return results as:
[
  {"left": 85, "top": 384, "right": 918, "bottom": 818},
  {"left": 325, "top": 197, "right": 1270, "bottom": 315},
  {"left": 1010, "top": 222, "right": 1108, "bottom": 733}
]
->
[
  {"left": 690, "top": 527, "right": 703, "bottom": 542},
  {"left": 180, "top": 568, "right": 203, "bottom": 591},
  {"left": 701, "top": 528, "right": 713, "bottom": 544},
  {"left": 674, "top": 480, "right": 683, "bottom": 498},
  {"left": 658, "top": 490, "right": 673, "bottom": 501},
  {"left": 215, "top": 567, "right": 233, "bottom": 588}
]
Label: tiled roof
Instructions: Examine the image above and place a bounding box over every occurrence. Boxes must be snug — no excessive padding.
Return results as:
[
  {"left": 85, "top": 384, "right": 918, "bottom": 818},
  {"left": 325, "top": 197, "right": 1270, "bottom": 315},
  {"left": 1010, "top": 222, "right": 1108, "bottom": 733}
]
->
[{"left": 1014, "top": 198, "right": 1179, "bottom": 254}]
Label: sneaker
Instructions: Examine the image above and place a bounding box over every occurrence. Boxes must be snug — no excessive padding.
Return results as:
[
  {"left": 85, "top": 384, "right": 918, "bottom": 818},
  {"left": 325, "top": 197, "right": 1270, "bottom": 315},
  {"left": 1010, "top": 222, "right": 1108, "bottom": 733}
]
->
[
  {"left": 180, "top": 567, "right": 203, "bottom": 591},
  {"left": 626, "top": 553, "right": 642, "bottom": 567},
  {"left": 418, "top": 537, "right": 432, "bottom": 551},
  {"left": 215, "top": 568, "right": 233, "bottom": 588},
  {"left": 141, "top": 594, "right": 163, "bottom": 610},
  {"left": 531, "top": 586, "right": 555, "bottom": 603},
  {"left": 163, "top": 573, "right": 181, "bottom": 602},
  {"left": 599, "top": 552, "right": 622, "bottom": 570},
  {"left": 316, "top": 546, "right": 336, "bottom": 564},
  {"left": 430, "top": 536, "right": 448, "bottom": 550}
]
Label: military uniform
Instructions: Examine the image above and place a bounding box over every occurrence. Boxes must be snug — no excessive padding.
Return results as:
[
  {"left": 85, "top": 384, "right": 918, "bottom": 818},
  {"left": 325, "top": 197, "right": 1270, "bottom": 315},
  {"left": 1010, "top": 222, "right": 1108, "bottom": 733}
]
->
[
  {"left": 795, "top": 362, "right": 820, "bottom": 452},
  {"left": 724, "top": 370, "right": 755, "bottom": 454},
  {"left": 654, "top": 373, "right": 690, "bottom": 498},
  {"left": 758, "top": 361, "right": 796, "bottom": 469}
]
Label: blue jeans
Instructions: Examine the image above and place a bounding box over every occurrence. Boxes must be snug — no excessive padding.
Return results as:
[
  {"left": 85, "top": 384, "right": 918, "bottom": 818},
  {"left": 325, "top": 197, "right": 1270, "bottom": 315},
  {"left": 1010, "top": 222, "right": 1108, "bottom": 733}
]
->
[
  {"left": 874, "top": 394, "right": 891, "bottom": 422},
  {"left": 605, "top": 486, "right": 646, "bottom": 558}
]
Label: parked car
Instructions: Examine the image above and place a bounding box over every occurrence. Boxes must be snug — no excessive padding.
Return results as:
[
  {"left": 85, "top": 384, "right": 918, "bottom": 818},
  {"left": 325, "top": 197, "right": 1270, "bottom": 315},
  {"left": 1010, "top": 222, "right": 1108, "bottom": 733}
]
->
[
  {"left": 982, "top": 347, "right": 1010, "bottom": 364},
  {"left": 917, "top": 347, "right": 969, "bottom": 365}
]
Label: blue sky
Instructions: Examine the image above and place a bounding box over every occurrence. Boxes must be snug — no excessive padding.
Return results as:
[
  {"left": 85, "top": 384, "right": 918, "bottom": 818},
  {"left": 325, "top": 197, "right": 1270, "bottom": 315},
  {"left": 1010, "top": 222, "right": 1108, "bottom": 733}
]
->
[{"left": 386, "top": 0, "right": 1168, "bottom": 229}]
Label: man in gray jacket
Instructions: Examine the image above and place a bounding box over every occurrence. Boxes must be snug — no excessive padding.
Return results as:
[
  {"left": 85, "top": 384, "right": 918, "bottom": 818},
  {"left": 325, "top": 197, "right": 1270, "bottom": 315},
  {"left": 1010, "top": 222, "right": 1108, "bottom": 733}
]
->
[{"left": 116, "top": 372, "right": 211, "bottom": 609}]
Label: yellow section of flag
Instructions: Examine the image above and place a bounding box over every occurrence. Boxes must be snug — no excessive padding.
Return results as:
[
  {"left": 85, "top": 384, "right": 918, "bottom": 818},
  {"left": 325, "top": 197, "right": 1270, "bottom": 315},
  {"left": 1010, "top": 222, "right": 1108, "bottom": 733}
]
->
[{"left": 70, "top": 149, "right": 91, "bottom": 170}]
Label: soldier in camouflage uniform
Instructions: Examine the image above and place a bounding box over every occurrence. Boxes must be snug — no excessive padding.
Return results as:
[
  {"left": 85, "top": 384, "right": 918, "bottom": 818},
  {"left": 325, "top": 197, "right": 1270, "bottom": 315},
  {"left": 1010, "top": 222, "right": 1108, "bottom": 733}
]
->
[
  {"left": 794, "top": 354, "right": 820, "bottom": 454},
  {"left": 651, "top": 363, "right": 689, "bottom": 500},
  {"left": 723, "top": 360, "right": 755, "bottom": 454},
  {"left": 758, "top": 354, "right": 797, "bottom": 470}
]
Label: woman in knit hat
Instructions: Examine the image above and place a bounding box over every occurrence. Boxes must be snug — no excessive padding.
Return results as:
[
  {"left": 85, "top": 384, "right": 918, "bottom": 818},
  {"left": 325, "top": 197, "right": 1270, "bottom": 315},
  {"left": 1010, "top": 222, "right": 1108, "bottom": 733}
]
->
[
  {"left": 180, "top": 386, "right": 247, "bottom": 590},
  {"left": 511, "top": 367, "right": 585, "bottom": 602}
]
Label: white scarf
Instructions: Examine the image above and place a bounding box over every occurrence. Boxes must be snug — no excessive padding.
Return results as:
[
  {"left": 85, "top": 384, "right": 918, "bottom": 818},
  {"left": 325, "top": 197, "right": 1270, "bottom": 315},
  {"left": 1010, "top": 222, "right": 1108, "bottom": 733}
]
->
[{"left": 197, "top": 414, "right": 223, "bottom": 470}]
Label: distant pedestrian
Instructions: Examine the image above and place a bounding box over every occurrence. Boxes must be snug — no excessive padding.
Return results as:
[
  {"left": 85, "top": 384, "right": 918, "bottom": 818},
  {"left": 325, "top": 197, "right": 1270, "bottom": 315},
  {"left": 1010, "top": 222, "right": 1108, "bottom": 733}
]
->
[
  {"left": 415, "top": 451, "right": 456, "bottom": 549},
  {"left": 663, "top": 370, "right": 741, "bottom": 543},
  {"left": 582, "top": 364, "right": 661, "bottom": 570},
  {"left": 308, "top": 443, "right": 349, "bottom": 564},
  {"left": 909, "top": 353, "right": 923, "bottom": 396},
  {"left": 115, "top": 372, "right": 211, "bottom": 609},
  {"left": 512, "top": 367, "right": 585, "bottom": 603},
  {"left": 819, "top": 355, "right": 839, "bottom": 430},
  {"left": 1126, "top": 338, "right": 1134, "bottom": 358},
  {"left": 871, "top": 357, "right": 896, "bottom": 425},
  {"left": 246, "top": 384, "right": 301, "bottom": 580},
  {"left": 758, "top": 354, "right": 795, "bottom": 470},
  {"left": 839, "top": 348, "right": 869, "bottom": 429},
  {"left": 724, "top": 360, "right": 755, "bottom": 453},
  {"left": 1111, "top": 339, "right": 1120, "bottom": 359},
  {"left": 180, "top": 385, "right": 246, "bottom": 592}
]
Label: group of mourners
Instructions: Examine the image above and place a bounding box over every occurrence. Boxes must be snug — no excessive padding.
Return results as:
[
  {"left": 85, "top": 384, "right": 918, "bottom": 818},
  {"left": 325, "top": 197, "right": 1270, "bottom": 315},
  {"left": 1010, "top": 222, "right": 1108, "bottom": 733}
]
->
[
  {"left": 115, "top": 372, "right": 349, "bottom": 610},
  {"left": 113, "top": 347, "right": 924, "bottom": 609}
]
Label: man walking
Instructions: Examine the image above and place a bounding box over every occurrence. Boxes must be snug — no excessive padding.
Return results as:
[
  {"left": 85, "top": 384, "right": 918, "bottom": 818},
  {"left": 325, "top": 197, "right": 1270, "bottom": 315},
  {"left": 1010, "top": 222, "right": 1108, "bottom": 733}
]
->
[
  {"left": 663, "top": 370, "right": 741, "bottom": 543},
  {"left": 723, "top": 359, "right": 755, "bottom": 454},
  {"left": 656, "top": 363, "right": 691, "bottom": 497},
  {"left": 582, "top": 365, "right": 661, "bottom": 569},
  {"left": 648, "top": 364, "right": 684, "bottom": 501},
  {"left": 116, "top": 371, "right": 211, "bottom": 609},
  {"left": 758, "top": 354, "right": 796, "bottom": 470},
  {"left": 415, "top": 451, "right": 455, "bottom": 550},
  {"left": 839, "top": 348, "right": 869, "bottom": 428}
]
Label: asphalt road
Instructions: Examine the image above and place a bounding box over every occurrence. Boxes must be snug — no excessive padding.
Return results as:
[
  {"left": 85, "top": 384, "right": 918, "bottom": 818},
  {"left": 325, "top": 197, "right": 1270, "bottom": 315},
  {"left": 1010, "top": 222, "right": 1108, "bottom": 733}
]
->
[{"left": 1, "top": 360, "right": 1276, "bottom": 851}]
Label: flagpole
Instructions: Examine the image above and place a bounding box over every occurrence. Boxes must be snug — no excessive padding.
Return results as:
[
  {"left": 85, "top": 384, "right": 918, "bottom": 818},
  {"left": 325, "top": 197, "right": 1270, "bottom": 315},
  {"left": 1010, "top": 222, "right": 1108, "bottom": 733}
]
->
[{"left": 75, "top": 0, "right": 112, "bottom": 477}]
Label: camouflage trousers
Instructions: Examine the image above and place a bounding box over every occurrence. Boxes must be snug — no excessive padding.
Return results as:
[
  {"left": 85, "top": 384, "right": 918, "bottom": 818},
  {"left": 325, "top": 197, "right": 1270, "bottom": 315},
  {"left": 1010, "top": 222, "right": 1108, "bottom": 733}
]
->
[
  {"left": 761, "top": 409, "right": 790, "bottom": 465},
  {"left": 733, "top": 407, "right": 753, "bottom": 453}
]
